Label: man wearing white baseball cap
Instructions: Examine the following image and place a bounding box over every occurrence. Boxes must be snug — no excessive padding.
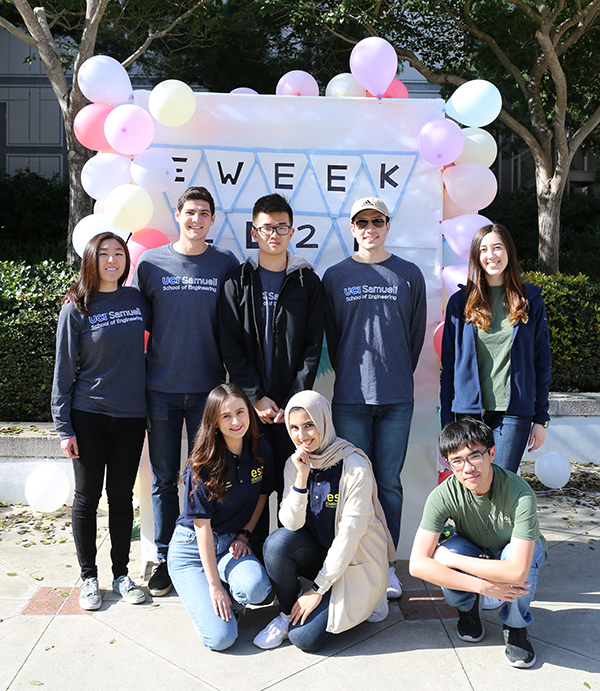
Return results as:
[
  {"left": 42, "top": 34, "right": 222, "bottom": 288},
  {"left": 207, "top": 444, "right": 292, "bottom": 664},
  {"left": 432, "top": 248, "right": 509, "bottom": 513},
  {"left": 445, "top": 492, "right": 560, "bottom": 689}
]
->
[{"left": 322, "top": 196, "right": 426, "bottom": 601}]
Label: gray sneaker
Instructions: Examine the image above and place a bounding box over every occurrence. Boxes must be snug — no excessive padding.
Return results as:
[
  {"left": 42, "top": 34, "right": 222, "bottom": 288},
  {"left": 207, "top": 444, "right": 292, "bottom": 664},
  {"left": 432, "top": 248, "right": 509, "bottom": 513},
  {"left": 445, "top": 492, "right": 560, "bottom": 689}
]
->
[
  {"left": 113, "top": 575, "right": 146, "bottom": 604},
  {"left": 79, "top": 577, "right": 102, "bottom": 611}
]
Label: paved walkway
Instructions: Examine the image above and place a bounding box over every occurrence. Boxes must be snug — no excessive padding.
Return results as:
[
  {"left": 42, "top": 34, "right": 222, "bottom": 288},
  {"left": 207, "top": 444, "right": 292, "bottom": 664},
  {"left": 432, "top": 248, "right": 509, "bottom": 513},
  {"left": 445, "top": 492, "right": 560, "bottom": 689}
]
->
[{"left": 1, "top": 491, "right": 600, "bottom": 691}]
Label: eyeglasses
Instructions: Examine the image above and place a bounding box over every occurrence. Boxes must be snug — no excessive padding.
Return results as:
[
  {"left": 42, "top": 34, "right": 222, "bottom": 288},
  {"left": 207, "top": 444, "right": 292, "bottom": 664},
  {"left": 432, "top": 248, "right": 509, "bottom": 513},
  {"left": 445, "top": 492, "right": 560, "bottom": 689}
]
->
[
  {"left": 253, "top": 224, "right": 292, "bottom": 236},
  {"left": 447, "top": 447, "right": 491, "bottom": 470},
  {"left": 353, "top": 217, "right": 387, "bottom": 230}
]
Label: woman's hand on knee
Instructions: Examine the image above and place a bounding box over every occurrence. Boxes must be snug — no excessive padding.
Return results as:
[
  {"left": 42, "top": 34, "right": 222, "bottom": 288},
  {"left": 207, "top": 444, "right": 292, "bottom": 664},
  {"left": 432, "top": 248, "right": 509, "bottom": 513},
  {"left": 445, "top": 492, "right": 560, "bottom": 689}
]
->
[
  {"left": 209, "top": 583, "right": 232, "bottom": 621},
  {"left": 290, "top": 590, "right": 322, "bottom": 626},
  {"left": 229, "top": 536, "right": 251, "bottom": 560}
]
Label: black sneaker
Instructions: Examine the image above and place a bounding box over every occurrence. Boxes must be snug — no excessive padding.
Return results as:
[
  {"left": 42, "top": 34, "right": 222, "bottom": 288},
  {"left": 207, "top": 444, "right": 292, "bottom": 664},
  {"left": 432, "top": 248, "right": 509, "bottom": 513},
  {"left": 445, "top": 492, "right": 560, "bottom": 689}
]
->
[
  {"left": 148, "top": 560, "right": 172, "bottom": 596},
  {"left": 503, "top": 625, "right": 536, "bottom": 668},
  {"left": 457, "top": 594, "right": 485, "bottom": 642}
]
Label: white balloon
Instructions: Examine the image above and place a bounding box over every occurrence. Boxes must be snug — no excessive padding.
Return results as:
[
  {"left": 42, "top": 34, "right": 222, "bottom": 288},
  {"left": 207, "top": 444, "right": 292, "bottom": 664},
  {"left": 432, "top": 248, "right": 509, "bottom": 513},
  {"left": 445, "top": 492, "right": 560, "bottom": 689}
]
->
[
  {"left": 325, "top": 73, "right": 367, "bottom": 98},
  {"left": 72, "top": 214, "right": 129, "bottom": 257},
  {"left": 535, "top": 451, "right": 571, "bottom": 489},
  {"left": 25, "top": 462, "right": 70, "bottom": 513},
  {"left": 130, "top": 149, "right": 176, "bottom": 193},
  {"left": 77, "top": 55, "right": 133, "bottom": 105},
  {"left": 81, "top": 153, "right": 132, "bottom": 201},
  {"left": 455, "top": 128, "right": 498, "bottom": 167}
]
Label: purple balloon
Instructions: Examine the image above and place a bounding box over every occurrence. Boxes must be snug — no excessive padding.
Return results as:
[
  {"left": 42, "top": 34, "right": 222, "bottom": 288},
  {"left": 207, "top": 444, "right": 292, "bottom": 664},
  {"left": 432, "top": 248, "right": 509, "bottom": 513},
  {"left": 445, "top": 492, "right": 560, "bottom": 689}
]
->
[
  {"left": 443, "top": 162, "right": 498, "bottom": 211},
  {"left": 441, "top": 214, "right": 492, "bottom": 260},
  {"left": 350, "top": 37, "right": 398, "bottom": 99},
  {"left": 418, "top": 118, "right": 464, "bottom": 166},
  {"left": 230, "top": 87, "right": 259, "bottom": 95},
  {"left": 104, "top": 104, "right": 154, "bottom": 155},
  {"left": 276, "top": 71, "right": 319, "bottom": 96},
  {"left": 443, "top": 264, "right": 468, "bottom": 296}
]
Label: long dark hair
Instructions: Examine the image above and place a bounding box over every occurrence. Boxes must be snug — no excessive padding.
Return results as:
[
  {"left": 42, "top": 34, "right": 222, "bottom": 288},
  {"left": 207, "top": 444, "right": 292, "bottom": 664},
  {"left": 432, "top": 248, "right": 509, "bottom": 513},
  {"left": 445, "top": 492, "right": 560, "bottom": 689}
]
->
[
  {"left": 464, "top": 224, "right": 528, "bottom": 331},
  {"left": 63, "top": 232, "right": 130, "bottom": 315},
  {"left": 187, "top": 383, "right": 263, "bottom": 503}
]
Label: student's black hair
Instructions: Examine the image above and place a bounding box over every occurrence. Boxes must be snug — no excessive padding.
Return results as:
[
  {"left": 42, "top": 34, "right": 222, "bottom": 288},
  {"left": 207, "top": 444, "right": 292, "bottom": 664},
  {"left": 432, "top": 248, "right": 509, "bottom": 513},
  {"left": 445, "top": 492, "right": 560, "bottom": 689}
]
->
[
  {"left": 439, "top": 417, "right": 495, "bottom": 460},
  {"left": 176, "top": 186, "right": 215, "bottom": 216},
  {"left": 252, "top": 193, "right": 293, "bottom": 226}
]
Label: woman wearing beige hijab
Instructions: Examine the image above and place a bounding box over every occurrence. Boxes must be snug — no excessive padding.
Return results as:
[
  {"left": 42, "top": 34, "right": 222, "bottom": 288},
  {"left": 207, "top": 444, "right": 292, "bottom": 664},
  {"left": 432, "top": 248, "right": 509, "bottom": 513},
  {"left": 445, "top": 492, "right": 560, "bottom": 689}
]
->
[{"left": 253, "top": 390, "right": 395, "bottom": 651}]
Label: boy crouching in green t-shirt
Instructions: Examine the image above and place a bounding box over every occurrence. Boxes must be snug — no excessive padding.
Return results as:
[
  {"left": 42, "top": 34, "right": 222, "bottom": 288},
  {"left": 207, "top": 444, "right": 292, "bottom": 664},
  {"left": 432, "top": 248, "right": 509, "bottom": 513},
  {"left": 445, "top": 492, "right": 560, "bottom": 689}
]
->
[{"left": 409, "top": 417, "right": 546, "bottom": 668}]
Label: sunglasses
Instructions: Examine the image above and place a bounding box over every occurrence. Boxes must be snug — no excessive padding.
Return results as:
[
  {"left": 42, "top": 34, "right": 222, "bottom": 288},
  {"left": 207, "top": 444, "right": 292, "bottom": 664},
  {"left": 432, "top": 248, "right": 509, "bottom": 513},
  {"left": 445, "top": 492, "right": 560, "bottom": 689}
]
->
[{"left": 353, "top": 217, "right": 387, "bottom": 230}]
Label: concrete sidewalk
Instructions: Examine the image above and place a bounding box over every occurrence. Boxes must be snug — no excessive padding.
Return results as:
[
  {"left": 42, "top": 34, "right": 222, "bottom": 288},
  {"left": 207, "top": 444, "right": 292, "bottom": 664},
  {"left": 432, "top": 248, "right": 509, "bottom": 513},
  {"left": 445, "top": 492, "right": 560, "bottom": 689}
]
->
[{"left": 1, "top": 491, "right": 599, "bottom": 691}]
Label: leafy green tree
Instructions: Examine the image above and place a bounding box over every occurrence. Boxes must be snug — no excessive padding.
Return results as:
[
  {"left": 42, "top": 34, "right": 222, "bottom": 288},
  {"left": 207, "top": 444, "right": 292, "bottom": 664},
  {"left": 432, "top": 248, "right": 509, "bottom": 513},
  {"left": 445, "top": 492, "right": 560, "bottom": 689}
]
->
[{"left": 257, "top": 0, "right": 600, "bottom": 274}]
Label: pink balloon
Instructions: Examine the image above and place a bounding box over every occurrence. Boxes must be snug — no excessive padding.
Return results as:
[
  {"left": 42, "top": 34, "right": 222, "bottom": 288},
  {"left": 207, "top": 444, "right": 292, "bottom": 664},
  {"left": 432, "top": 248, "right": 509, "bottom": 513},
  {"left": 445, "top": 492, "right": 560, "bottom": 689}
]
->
[
  {"left": 350, "top": 37, "right": 398, "bottom": 99},
  {"left": 443, "top": 162, "right": 498, "bottom": 211},
  {"left": 418, "top": 118, "right": 464, "bottom": 166},
  {"left": 276, "top": 71, "right": 319, "bottom": 96},
  {"left": 74, "top": 103, "right": 114, "bottom": 151},
  {"left": 443, "top": 264, "right": 468, "bottom": 296},
  {"left": 443, "top": 189, "right": 474, "bottom": 218},
  {"left": 367, "top": 78, "right": 409, "bottom": 99},
  {"left": 441, "top": 214, "right": 493, "bottom": 259},
  {"left": 127, "top": 227, "right": 170, "bottom": 265},
  {"left": 104, "top": 104, "right": 155, "bottom": 155},
  {"left": 433, "top": 321, "right": 444, "bottom": 358},
  {"left": 230, "top": 87, "right": 258, "bottom": 95}
]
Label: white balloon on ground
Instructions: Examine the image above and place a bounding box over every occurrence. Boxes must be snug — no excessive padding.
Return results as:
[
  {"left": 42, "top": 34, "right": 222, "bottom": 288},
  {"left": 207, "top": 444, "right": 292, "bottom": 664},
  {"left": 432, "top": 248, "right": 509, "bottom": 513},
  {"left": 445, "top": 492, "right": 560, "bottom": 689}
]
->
[
  {"left": 25, "top": 462, "right": 70, "bottom": 513},
  {"left": 148, "top": 79, "right": 196, "bottom": 127},
  {"left": 77, "top": 55, "right": 133, "bottom": 105},
  {"left": 445, "top": 80, "right": 502, "bottom": 127},
  {"left": 455, "top": 128, "right": 498, "bottom": 167},
  {"left": 325, "top": 73, "right": 367, "bottom": 98},
  {"left": 81, "top": 152, "right": 132, "bottom": 201},
  {"left": 442, "top": 264, "right": 468, "bottom": 296},
  {"left": 443, "top": 162, "right": 498, "bottom": 211},
  {"left": 535, "top": 451, "right": 571, "bottom": 489},
  {"left": 104, "top": 184, "right": 154, "bottom": 233},
  {"left": 130, "top": 149, "right": 176, "bottom": 193}
]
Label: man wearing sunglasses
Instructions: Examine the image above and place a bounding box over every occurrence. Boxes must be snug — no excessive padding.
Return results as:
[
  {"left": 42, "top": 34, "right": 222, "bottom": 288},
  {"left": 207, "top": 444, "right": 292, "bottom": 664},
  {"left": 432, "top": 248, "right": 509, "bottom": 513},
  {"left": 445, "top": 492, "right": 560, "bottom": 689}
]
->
[
  {"left": 322, "top": 196, "right": 426, "bottom": 600},
  {"left": 409, "top": 417, "right": 546, "bottom": 668},
  {"left": 218, "top": 194, "right": 324, "bottom": 553}
]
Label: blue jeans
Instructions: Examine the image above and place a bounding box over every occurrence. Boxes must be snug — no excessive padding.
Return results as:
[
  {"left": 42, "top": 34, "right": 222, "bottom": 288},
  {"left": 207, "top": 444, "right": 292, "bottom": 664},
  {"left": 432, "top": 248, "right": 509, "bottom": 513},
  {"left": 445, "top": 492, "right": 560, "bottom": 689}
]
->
[
  {"left": 484, "top": 412, "right": 532, "bottom": 474},
  {"left": 147, "top": 391, "right": 207, "bottom": 559},
  {"left": 168, "top": 525, "right": 271, "bottom": 651},
  {"left": 264, "top": 527, "right": 331, "bottom": 652},
  {"left": 332, "top": 401, "right": 414, "bottom": 549},
  {"left": 441, "top": 533, "right": 546, "bottom": 628}
]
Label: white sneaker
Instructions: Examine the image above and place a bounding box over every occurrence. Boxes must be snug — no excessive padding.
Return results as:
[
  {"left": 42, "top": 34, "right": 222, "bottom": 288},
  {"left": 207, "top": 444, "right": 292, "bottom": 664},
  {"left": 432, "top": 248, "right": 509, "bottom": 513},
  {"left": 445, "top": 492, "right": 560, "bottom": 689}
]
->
[
  {"left": 79, "top": 577, "right": 102, "bottom": 611},
  {"left": 482, "top": 596, "right": 503, "bottom": 610},
  {"left": 387, "top": 566, "right": 403, "bottom": 599},
  {"left": 253, "top": 614, "right": 290, "bottom": 649},
  {"left": 367, "top": 593, "right": 389, "bottom": 623}
]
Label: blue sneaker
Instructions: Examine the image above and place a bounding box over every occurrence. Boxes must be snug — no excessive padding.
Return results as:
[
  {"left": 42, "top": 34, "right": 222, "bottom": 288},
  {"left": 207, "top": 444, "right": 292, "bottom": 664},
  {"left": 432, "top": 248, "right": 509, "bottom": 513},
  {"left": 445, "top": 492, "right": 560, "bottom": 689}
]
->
[{"left": 112, "top": 575, "right": 145, "bottom": 604}]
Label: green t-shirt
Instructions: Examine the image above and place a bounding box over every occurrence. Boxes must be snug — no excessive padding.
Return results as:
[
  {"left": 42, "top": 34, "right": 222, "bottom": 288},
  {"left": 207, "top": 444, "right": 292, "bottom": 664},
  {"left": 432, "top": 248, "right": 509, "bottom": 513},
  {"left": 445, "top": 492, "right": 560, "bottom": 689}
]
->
[
  {"left": 420, "top": 466, "right": 547, "bottom": 553},
  {"left": 476, "top": 285, "right": 513, "bottom": 411}
]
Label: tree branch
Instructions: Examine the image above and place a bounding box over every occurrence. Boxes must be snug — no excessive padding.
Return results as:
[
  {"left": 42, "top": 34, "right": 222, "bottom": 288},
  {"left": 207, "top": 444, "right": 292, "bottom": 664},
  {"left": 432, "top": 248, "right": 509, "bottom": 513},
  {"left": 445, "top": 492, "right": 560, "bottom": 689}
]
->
[{"left": 0, "top": 14, "right": 37, "bottom": 46}]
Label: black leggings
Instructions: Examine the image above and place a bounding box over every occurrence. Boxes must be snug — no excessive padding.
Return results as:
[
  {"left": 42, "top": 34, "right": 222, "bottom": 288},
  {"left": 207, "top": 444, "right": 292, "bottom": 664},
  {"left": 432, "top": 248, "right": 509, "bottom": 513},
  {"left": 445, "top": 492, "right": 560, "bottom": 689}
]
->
[{"left": 71, "top": 409, "right": 146, "bottom": 580}]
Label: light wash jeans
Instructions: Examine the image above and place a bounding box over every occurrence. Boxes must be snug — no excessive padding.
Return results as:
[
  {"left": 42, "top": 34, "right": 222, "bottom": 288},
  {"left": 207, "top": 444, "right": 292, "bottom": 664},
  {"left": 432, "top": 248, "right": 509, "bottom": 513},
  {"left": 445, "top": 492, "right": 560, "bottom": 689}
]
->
[
  {"left": 332, "top": 401, "right": 414, "bottom": 549},
  {"left": 483, "top": 412, "right": 533, "bottom": 474},
  {"left": 441, "top": 533, "right": 546, "bottom": 628},
  {"left": 168, "top": 525, "right": 271, "bottom": 650}
]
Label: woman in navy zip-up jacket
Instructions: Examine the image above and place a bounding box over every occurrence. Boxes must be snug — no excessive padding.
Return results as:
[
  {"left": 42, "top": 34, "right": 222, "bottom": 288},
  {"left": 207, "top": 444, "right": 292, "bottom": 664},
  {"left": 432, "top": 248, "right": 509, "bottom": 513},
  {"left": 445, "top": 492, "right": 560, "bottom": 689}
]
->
[{"left": 440, "top": 224, "right": 551, "bottom": 473}]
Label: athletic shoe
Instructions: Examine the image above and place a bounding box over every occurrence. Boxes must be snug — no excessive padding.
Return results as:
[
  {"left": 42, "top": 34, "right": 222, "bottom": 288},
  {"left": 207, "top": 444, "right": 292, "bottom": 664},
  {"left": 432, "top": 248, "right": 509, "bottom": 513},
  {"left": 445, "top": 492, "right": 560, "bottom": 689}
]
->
[
  {"left": 148, "top": 560, "right": 172, "bottom": 597},
  {"left": 112, "top": 575, "right": 146, "bottom": 604},
  {"left": 367, "top": 593, "right": 389, "bottom": 623},
  {"left": 457, "top": 594, "right": 485, "bottom": 642},
  {"left": 482, "top": 595, "right": 503, "bottom": 610},
  {"left": 79, "top": 577, "right": 102, "bottom": 611},
  {"left": 503, "top": 625, "right": 536, "bottom": 668},
  {"left": 253, "top": 614, "right": 290, "bottom": 649},
  {"left": 387, "top": 566, "right": 403, "bottom": 599}
]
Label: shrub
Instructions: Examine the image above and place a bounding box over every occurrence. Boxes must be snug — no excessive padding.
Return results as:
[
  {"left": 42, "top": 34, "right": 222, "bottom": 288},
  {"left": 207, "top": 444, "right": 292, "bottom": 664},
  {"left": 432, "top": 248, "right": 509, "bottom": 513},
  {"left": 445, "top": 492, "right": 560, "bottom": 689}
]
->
[
  {"left": 0, "top": 261, "right": 77, "bottom": 421},
  {"left": 525, "top": 271, "right": 600, "bottom": 392}
]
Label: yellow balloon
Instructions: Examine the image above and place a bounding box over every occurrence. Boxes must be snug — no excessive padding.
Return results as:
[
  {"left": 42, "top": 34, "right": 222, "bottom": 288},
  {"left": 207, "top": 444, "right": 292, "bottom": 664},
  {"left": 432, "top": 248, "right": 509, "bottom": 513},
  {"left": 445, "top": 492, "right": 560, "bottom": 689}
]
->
[
  {"left": 104, "top": 184, "right": 153, "bottom": 233},
  {"left": 325, "top": 73, "right": 367, "bottom": 98},
  {"left": 454, "top": 127, "right": 498, "bottom": 167},
  {"left": 149, "top": 79, "right": 196, "bottom": 127}
]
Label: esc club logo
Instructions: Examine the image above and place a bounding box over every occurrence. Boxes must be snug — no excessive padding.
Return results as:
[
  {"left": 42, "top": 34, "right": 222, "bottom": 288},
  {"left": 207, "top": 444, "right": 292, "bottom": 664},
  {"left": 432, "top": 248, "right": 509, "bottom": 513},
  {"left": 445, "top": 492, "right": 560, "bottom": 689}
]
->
[{"left": 251, "top": 466, "right": 264, "bottom": 484}]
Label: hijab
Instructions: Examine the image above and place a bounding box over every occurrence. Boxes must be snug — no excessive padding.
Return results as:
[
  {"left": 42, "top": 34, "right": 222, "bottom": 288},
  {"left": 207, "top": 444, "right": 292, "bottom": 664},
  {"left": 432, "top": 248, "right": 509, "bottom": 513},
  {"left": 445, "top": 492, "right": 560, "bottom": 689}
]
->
[{"left": 284, "top": 390, "right": 371, "bottom": 470}]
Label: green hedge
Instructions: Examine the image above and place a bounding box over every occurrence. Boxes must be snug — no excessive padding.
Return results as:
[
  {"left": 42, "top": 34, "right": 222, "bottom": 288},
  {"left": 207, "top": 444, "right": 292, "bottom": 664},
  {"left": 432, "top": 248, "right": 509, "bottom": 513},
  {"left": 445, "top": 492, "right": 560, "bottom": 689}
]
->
[
  {"left": 0, "top": 261, "right": 78, "bottom": 421},
  {"left": 525, "top": 271, "right": 600, "bottom": 392},
  {"left": 1, "top": 262, "right": 599, "bottom": 421}
]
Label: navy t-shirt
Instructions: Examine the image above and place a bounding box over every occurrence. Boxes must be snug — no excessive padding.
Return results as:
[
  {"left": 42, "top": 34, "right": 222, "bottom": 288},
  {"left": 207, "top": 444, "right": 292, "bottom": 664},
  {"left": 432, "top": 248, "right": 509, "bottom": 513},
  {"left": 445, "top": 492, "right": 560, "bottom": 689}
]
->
[
  {"left": 305, "top": 461, "right": 343, "bottom": 549},
  {"left": 176, "top": 437, "right": 275, "bottom": 534},
  {"left": 258, "top": 266, "right": 286, "bottom": 392}
]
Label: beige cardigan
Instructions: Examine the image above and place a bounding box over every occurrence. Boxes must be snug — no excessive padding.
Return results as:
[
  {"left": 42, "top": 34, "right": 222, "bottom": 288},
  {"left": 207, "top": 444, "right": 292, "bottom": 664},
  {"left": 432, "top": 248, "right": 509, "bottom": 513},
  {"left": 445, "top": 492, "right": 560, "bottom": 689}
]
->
[{"left": 279, "top": 452, "right": 395, "bottom": 634}]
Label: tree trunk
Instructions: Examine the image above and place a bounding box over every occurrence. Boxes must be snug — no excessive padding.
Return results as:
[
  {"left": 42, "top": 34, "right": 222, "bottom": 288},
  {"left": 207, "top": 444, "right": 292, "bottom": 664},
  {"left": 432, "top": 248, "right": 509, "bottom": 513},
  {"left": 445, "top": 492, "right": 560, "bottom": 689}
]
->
[{"left": 536, "top": 171, "right": 568, "bottom": 275}]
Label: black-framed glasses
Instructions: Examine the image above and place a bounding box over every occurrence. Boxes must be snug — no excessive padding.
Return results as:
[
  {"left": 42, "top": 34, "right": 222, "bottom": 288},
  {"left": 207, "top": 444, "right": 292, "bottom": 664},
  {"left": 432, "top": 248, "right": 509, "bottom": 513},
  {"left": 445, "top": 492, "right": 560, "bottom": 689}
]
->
[
  {"left": 253, "top": 224, "right": 292, "bottom": 236},
  {"left": 353, "top": 217, "right": 387, "bottom": 230},
  {"left": 447, "top": 447, "right": 491, "bottom": 470}
]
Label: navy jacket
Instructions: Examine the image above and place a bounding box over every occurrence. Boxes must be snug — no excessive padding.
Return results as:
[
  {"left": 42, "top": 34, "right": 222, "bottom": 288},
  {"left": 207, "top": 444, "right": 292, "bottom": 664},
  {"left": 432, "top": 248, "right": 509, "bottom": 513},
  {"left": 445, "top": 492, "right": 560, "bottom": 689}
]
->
[{"left": 440, "top": 283, "right": 551, "bottom": 428}]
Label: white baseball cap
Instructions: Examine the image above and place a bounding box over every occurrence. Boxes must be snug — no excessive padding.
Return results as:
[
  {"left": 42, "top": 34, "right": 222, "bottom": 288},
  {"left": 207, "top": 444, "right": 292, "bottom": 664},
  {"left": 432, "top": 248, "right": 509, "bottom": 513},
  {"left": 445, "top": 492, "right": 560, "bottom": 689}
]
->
[{"left": 350, "top": 197, "right": 390, "bottom": 221}]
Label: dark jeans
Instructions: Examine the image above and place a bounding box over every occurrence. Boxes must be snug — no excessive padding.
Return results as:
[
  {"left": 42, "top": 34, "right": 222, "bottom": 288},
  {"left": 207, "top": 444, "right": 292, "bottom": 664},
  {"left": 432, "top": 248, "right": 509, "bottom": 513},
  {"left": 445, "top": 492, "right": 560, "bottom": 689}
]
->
[
  {"left": 71, "top": 409, "right": 146, "bottom": 580},
  {"left": 146, "top": 391, "right": 207, "bottom": 559},
  {"left": 263, "top": 527, "right": 331, "bottom": 652}
]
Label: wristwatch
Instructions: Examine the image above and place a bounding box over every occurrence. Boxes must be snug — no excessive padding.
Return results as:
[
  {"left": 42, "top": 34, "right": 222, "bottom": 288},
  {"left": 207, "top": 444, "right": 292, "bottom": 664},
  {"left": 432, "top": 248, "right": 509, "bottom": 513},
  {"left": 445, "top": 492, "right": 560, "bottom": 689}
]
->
[
  {"left": 311, "top": 582, "right": 325, "bottom": 594},
  {"left": 238, "top": 529, "right": 252, "bottom": 540}
]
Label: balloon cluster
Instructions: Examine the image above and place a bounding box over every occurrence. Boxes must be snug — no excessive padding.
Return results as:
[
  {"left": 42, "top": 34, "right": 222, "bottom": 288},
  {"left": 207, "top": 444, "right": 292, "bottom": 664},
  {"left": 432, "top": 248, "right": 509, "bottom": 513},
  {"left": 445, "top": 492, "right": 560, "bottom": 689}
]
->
[{"left": 73, "top": 55, "right": 179, "bottom": 262}]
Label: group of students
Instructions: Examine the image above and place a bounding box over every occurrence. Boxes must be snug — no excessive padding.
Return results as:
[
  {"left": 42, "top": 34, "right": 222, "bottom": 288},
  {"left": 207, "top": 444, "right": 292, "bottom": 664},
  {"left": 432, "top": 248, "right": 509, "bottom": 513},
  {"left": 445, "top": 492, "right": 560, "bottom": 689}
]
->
[{"left": 51, "top": 186, "right": 551, "bottom": 668}]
